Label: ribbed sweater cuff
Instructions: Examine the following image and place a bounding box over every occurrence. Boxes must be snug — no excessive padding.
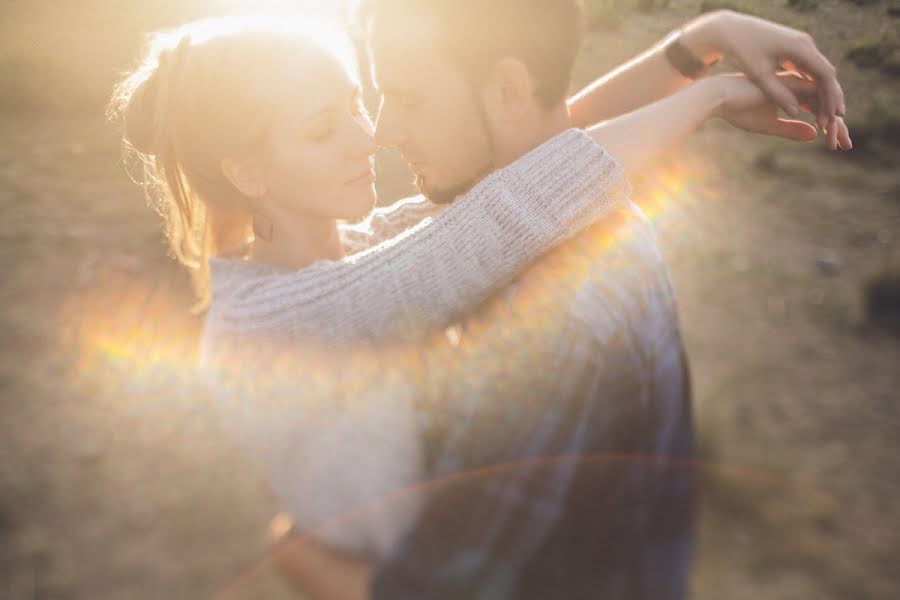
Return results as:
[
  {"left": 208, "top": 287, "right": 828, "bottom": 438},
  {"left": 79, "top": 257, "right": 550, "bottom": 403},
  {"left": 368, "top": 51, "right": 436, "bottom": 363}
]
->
[{"left": 496, "top": 127, "right": 629, "bottom": 239}]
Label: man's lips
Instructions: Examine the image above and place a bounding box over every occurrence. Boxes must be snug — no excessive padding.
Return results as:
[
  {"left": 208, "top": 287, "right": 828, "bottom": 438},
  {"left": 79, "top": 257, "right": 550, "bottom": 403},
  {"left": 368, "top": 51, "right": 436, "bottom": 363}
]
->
[{"left": 345, "top": 168, "right": 375, "bottom": 185}]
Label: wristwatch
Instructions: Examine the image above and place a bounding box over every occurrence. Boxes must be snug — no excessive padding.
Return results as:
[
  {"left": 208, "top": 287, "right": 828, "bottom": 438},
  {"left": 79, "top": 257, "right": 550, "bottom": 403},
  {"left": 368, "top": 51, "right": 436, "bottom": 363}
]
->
[{"left": 664, "top": 29, "right": 715, "bottom": 79}]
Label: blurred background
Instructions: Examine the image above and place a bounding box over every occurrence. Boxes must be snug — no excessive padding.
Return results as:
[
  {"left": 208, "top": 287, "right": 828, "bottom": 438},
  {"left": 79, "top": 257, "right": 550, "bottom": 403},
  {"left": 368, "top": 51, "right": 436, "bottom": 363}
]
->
[{"left": 1, "top": 0, "right": 898, "bottom": 598}]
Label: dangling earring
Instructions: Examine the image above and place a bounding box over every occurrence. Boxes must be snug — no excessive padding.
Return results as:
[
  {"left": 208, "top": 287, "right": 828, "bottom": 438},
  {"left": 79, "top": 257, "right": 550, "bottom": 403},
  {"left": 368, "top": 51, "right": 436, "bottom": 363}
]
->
[{"left": 252, "top": 212, "right": 274, "bottom": 243}]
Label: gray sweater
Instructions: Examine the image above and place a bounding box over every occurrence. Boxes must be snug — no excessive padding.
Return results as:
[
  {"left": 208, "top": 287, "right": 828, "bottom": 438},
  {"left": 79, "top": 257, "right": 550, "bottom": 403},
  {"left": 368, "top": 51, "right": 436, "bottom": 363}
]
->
[
  {"left": 197, "top": 128, "right": 632, "bottom": 557},
  {"left": 198, "top": 128, "right": 629, "bottom": 364}
]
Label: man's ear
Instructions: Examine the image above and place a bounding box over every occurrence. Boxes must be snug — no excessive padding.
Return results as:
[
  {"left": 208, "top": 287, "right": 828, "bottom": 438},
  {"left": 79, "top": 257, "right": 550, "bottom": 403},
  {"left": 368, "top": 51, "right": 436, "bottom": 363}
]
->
[
  {"left": 221, "top": 156, "right": 267, "bottom": 200},
  {"left": 482, "top": 57, "right": 535, "bottom": 122}
]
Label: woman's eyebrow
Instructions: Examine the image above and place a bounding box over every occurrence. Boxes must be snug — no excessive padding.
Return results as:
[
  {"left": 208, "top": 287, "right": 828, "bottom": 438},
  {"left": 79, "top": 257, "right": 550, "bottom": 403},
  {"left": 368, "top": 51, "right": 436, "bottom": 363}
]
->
[
  {"left": 296, "top": 105, "right": 336, "bottom": 126},
  {"left": 295, "top": 85, "right": 366, "bottom": 125}
]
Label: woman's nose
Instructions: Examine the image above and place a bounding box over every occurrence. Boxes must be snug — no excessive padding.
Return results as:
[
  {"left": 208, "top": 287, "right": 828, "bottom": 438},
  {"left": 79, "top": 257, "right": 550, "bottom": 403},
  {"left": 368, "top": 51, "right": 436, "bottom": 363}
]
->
[{"left": 350, "top": 114, "right": 377, "bottom": 158}]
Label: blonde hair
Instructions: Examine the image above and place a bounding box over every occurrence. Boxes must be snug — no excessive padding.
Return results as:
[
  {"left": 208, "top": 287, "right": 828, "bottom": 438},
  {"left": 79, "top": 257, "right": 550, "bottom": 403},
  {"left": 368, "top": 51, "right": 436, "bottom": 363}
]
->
[{"left": 108, "top": 16, "right": 358, "bottom": 311}]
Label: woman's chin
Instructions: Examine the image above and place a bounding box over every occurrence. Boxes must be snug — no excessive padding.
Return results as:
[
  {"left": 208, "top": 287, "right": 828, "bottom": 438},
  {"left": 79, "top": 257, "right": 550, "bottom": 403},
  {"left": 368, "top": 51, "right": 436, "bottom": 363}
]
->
[{"left": 341, "top": 188, "right": 377, "bottom": 221}]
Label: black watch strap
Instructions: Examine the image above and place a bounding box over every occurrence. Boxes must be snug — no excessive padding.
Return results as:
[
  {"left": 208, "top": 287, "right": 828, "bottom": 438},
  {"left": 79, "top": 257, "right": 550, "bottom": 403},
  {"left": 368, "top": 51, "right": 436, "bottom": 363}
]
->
[{"left": 664, "top": 30, "right": 709, "bottom": 79}]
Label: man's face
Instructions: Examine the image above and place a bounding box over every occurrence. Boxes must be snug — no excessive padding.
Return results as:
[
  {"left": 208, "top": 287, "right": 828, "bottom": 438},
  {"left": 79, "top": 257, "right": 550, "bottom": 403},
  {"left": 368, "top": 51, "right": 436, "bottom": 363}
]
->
[{"left": 369, "top": 11, "right": 495, "bottom": 204}]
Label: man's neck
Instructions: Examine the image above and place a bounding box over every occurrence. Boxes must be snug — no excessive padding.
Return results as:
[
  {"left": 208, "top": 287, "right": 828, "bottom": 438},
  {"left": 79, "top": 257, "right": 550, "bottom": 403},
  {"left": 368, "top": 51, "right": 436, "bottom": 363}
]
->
[{"left": 492, "top": 104, "right": 573, "bottom": 170}]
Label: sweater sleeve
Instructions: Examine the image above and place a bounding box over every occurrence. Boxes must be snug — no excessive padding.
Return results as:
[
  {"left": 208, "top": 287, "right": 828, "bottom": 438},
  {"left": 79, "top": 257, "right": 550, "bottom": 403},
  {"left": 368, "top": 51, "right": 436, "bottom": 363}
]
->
[
  {"left": 338, "top": 195, "right": 446, "bottom": 255},
  {"left": 210, "top": 128, "right": 630, "bottom": 347}
]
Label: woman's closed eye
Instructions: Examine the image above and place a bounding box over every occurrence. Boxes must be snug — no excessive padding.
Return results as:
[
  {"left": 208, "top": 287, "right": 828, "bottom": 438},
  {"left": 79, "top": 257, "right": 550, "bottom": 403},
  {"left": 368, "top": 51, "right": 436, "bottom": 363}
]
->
[{"left": 306, "top": 112, "right": 336, "bottom": 142}]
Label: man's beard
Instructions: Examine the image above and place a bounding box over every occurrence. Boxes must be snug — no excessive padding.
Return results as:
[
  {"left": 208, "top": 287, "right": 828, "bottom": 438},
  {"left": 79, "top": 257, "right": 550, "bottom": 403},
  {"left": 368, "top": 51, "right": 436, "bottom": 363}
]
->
[
  {"left": 414, "top": 161, "right": 494, "bottom": 205},
  {"left": 415, "top": 91, "right": 496, "bottom": 206}
]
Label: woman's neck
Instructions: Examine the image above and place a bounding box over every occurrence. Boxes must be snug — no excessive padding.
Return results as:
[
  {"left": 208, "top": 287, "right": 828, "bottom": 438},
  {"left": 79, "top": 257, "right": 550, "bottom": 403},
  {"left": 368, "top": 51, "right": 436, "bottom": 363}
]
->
[{"left": 249, "top": 213, "right": 343, "bottom": 272}]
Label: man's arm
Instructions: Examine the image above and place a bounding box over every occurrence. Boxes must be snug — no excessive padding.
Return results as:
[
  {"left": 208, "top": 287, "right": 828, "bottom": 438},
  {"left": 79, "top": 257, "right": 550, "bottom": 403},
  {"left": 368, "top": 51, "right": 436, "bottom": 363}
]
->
[
  {"left": 568, "top": 9, "right": 847, "bottom": 150},
  {"left": 567, "top": 12, "right": 721, "bottom": 128}
]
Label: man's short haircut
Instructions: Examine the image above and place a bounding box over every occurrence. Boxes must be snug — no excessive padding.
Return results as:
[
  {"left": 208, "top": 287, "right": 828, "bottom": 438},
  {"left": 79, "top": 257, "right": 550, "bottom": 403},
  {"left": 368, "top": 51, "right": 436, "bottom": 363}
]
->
[{"left": 357, "top": 0, "right": 586, "bottom": 108}]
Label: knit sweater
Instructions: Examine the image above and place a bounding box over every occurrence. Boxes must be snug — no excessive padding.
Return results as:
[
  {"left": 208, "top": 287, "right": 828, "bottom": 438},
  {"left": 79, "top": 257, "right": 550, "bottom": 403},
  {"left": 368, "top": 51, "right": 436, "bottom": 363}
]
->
[
  {"left": 198, "top": 128, "right": 629, "bottom": 363},
  {"left": 197, "top": 128, "right": 631, "bottom": 558}
]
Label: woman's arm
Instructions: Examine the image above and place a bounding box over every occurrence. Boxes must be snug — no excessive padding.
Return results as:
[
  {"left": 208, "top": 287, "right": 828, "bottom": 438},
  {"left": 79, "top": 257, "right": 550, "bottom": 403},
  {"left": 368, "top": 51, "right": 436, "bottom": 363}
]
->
[
  {"left": 206, "top": 129, "right": 629, "bottom": 351},
  {"left": 586, "top": 71, "right": 849, "bottom": 173},
  {"left": 568, "top": 10, "right": 847, "bottom": 149}
]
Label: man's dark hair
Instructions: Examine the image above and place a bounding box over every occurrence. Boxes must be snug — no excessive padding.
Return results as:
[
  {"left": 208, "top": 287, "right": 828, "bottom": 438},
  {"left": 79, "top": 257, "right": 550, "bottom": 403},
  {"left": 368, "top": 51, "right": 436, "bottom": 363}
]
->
[{"left": 357, "top": 0, "right": 586, "bottom": 108}]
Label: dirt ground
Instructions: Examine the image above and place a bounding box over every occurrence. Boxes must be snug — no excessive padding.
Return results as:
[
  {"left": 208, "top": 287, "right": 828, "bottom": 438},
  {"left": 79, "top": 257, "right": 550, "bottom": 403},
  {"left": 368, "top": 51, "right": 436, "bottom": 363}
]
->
[{"left": 1, "top": 1, "right": 899, "bottom": 598}]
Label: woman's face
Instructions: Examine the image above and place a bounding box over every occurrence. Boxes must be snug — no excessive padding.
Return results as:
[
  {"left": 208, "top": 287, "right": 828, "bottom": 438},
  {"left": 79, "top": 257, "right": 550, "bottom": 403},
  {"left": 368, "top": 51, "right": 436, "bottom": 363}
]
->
[{"left": 255, "top": 52, "right": 377, "bottom": 223}]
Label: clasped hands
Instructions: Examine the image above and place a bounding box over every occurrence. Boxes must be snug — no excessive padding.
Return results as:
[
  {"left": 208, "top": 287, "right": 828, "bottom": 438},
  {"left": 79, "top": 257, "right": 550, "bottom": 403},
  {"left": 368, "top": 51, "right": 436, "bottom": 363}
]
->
[{"left": 685, "top": 9, "right": 851, "bottom": 150}]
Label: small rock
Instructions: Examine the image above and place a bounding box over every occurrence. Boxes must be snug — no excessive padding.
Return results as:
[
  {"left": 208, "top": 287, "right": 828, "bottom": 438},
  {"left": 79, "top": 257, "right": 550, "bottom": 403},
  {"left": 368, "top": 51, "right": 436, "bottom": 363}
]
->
[{"left": 816, "top": 253, "right": 842, "bottom": 277}]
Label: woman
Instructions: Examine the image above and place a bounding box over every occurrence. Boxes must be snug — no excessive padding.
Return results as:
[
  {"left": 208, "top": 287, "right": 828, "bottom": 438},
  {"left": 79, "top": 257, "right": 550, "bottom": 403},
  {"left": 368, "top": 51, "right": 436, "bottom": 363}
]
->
[{"left": 109, "top": 13, "right": 844, "bottom": 570}]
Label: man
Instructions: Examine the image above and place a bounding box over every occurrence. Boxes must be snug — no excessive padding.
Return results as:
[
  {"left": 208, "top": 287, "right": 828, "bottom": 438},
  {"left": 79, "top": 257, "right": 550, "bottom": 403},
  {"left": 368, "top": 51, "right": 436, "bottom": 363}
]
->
[{"left": 267, "top": 3, "right": 849, "bottom": 598}]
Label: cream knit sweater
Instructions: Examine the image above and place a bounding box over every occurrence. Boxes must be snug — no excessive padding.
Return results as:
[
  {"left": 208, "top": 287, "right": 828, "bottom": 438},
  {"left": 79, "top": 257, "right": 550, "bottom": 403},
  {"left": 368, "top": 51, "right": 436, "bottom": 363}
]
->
[{"left": 198, "top": 128, "right": 631, "bottom": 557}]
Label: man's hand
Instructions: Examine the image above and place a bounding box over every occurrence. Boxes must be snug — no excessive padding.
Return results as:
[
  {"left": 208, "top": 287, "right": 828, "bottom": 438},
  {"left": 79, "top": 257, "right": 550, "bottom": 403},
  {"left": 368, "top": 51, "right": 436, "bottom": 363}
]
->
[
  {"left": 267, "top": 513, "right": 373, "bottom": 600},
  {"left": 684, "top": 10, "right": 846, "bottom": 150},
  {"left": 710, "top": 72, "right": 851, "bottom": 150}
]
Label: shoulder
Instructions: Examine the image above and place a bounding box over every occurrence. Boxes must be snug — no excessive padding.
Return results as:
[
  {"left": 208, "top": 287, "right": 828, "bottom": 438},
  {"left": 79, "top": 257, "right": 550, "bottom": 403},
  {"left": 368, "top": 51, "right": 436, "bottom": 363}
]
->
[{"left": 205, "top": 256, "right": 314, "bottom": 337}]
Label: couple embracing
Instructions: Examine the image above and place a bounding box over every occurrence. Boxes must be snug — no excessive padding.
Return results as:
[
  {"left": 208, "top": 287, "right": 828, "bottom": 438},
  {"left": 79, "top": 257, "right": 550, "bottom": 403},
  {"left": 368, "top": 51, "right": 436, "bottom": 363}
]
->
[{"left": 110, "top": 2, "right": 849, "bottom": 598}]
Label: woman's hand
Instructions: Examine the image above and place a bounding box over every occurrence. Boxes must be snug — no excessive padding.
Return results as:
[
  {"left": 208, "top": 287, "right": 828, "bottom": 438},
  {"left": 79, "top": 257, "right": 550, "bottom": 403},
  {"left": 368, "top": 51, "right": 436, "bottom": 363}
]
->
[
  {"left": 709, "top": 72, "right": 852, "bottom": 150},
  {"left": 685, "top": 10, "right": 846, "bottom": 148}
]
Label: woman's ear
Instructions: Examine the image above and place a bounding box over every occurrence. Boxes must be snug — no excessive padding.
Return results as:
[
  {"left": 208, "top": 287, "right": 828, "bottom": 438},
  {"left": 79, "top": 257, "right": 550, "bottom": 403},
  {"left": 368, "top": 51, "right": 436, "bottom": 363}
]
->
[
  {"left": 482, "top": 57, "right": 534, "bottom": 122},
  {"left": 221, "top": 156, "right": 267, "bottom": 200}
]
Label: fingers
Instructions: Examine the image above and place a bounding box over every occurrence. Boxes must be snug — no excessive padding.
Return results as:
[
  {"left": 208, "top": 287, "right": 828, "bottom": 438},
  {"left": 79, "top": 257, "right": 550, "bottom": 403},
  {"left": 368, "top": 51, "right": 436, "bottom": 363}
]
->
[
  {"left": 754, "top": 71, "right": 802, "bottom": 116},
  {"left": 770, "top": 118, "right": 818, "bottom": 142},
  {"left": 827, "top": 116, "right": 839, "bottom": 150},
  {"left": 781, "top": 77, "right": 851, "bottom": 150},
  {"left": 827, "top": 116, "right": 853, "bottom": 151},
  {"left": 778, "top": 73, "right": 819, "bottom": 111},
  {"left": 790, "top": 36, "right": 846, "bottom": 129},
  {"left": 839, "top": 118, "right": 852, "bottom": 150}
]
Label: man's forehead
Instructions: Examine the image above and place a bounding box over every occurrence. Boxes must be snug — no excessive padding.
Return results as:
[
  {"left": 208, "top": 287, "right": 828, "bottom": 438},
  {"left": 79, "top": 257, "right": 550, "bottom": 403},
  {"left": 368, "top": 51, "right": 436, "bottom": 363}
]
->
[{"left": 367, "top": 10, "right": 446, "bottom": 88}]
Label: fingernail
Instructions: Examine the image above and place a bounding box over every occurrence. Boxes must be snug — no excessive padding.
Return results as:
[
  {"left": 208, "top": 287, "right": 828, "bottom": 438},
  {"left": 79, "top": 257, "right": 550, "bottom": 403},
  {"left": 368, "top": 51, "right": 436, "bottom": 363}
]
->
[
  {"left": 787, "top": 104, "right": 800, "bottom": 117},
  {"left": 837, "top": 104, "right": 846, "bottom": 117}
]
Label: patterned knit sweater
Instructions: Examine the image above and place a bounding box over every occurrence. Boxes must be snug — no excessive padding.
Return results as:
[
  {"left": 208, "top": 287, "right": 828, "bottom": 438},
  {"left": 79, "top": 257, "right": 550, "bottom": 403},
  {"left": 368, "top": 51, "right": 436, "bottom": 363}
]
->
[{"left": 197, "top": 128, "right": 631, "bottom": 557}]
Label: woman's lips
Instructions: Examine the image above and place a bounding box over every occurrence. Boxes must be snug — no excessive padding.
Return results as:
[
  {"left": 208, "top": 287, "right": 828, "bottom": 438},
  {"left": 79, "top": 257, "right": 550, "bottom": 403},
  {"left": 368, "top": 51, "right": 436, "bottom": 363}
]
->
[{"left": 346, "top": 169, "right": 375, "bottom": 185}]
